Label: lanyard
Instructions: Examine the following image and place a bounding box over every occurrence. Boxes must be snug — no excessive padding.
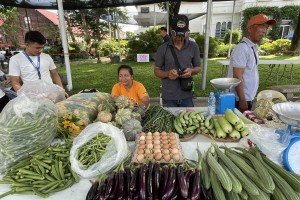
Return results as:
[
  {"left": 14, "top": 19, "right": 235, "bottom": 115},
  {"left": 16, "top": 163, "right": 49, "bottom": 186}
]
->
[{"left": 23, "top": 52, "right": 41, "bottom": 79}]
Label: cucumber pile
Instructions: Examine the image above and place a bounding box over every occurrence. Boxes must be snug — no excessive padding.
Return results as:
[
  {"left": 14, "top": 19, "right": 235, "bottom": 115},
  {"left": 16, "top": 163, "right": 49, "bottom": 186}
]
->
[{"left": 173, "top": 109, "right": 249, "bottom": 140}]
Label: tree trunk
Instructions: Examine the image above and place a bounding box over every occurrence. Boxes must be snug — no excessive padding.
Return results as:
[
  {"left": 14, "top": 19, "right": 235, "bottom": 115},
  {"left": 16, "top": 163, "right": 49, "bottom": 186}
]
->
[
  {"left": 64, "top": 12, "right": 76, "bottom": 43},
  {"left": 168, "top": 1, "right": 181, "bottom": 28},
  {"left": 289, "top": 10, "right": 300, "bottom": 56}
]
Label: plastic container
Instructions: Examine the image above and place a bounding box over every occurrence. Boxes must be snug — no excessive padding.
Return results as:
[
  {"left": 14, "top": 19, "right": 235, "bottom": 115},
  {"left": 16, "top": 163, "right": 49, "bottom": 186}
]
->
[{"left": 208, "top": 92, "right": 216, "bottom": 115}]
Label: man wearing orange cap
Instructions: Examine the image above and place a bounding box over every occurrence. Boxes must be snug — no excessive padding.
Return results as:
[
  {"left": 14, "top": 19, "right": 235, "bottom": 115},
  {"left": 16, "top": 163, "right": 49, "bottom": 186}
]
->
[{"left": 227, "top": 14, "right": 276, "bottom": 113}]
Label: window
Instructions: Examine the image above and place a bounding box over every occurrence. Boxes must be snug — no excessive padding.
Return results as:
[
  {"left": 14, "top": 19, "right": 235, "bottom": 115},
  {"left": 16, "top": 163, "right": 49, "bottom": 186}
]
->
[
  {"left": 215, "top": 22, "right": 221, "bottom": 38},
  {"left": 24, "top": 17, "right": 32, "bottom": 29},
  {"left": 215, "top": 21, "right": 231, "bottom": 39},
  {"left": 141, "top": 7, "right": 149, "bottom": 13}
]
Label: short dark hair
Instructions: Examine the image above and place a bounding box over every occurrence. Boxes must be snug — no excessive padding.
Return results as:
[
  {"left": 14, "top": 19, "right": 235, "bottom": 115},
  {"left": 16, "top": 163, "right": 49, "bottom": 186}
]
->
[
  {"left": 160, "top": 27, "right": 167, "bottom": 32},
  {"left": 118, "top": 65, "right": 133, "bottom": 76},
  {"left": 25, "top": 31, "right": 46, "bottom": 45}
]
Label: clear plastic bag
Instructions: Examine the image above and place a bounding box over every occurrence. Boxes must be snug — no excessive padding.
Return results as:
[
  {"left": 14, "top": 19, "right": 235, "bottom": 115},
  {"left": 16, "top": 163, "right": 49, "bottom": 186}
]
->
[
  {"left": 238, "top": 124, "right": 290, "bottom": 164},
  {"left": 70, "top": 122, "right": 130, "bottom": 179},
  {"left": 0, "top": 93, "right": 58, "bottom": 173},
  {"left": 17, "top": 80, "right": 66, "bottom": 103}
]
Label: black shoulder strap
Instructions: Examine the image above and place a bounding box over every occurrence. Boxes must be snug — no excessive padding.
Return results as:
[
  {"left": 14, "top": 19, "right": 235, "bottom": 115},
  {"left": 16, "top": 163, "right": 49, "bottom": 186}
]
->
[
  {"left": 169, "top": 45, "right": 182, "bottom": 70},
  {"left": 239, "top": 41, "right": 257, "bottom": 65}
]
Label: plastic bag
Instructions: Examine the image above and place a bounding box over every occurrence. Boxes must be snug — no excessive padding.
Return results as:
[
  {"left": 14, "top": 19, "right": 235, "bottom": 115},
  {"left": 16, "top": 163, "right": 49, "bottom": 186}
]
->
[
  {"left": 17, "top": 80, "right": 66, "bottom": 103},
  {"left": 0, "top": 93, "right": 58, "bottom": 173},
  {"left": 238, "top": 124, "right": 290, "bottom": 164},
  {"left": 70, "top": 122, "right": 129, "bottom": 178},
  {"left": 56, "top": 92, "right": 105, "bottom": 126}
]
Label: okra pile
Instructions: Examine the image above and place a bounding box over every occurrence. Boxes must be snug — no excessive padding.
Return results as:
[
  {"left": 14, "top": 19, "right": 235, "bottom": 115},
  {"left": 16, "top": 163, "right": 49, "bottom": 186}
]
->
[
  {"left": 204, "top": 144, "right": 300, "bottom": 200},
  {"left": 85, "top": 149, "right": 208, "bottom": 200},
  {"left": 0, "top": 142, "right": 79, "bottom": 199}
]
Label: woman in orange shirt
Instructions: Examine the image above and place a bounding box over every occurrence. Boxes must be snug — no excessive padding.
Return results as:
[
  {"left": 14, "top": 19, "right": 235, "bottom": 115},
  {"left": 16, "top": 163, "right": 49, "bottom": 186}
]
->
[{"left": 111, "top": 65, "right": 150, "bottom": 106}]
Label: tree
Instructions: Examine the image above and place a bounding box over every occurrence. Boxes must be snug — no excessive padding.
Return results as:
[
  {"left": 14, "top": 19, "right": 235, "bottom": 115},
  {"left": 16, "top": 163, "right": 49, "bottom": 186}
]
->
[
  {"left": 289, "top": 10, "right": 300, "bottom": 55},
  {"left": 158, "top": 1, "right": 181, "bottom": 29},
  {"left": 0, "top": 6, "right": 22, "bottom": 47}
]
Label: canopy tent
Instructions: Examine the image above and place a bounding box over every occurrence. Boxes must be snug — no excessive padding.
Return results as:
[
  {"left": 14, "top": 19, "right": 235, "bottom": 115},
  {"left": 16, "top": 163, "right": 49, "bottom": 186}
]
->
[{"left": 0, "top": 0, "right": 231, "bottom": 91}]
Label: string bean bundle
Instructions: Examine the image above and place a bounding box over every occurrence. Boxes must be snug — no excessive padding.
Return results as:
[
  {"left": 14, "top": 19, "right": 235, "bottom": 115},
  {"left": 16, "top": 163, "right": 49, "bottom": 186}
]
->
[
  {"left": 142, "top": 105, "right": 175, "bottom": 133},
  {"left": 78, "top": 134, "right": 111, "bottom": 169}
]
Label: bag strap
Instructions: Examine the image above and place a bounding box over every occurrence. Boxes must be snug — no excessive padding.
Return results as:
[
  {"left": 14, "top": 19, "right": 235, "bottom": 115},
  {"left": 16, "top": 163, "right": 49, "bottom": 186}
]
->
[
  {"left": 169, "top": 45, "right": 182, "bottom": 71},
  {"left": 239, "top": 41, "right": 257, "bottom": 65}
]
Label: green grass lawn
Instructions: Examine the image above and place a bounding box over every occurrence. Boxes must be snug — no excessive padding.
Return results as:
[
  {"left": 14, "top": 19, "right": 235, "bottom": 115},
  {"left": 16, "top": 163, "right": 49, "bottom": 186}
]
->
[{"left": 57, "top": 55, "right": 300, "bottom": 97}]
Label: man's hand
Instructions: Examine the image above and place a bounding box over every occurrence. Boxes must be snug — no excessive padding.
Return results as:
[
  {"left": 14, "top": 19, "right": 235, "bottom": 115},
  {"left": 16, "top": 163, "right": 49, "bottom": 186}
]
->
[
  {"left": 168, "top": 69, "right": 179, "bottom": 80},
  {"left": 180, "top": 68, "right": 193, "bottom": 78}
]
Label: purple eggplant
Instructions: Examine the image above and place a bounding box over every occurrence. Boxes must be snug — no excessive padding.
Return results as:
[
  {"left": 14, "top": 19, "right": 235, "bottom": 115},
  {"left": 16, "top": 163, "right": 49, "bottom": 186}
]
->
[
  {"left": 190, "top": 169, "right": 201, "bottom": 200},
  {"left": 161, "top": 165, "right": 169, "bottom": 197},
  {"left": 130, "top": 168, "right": 139, "bottom": 194},
  {"left": 117, "top": 170, "right": 124, "bottom": 200},
  {"left": 177, "top": 166, "right": 188, "bottom": 198},
  {"left": 99, "top": 184, "right": 106, "bottom": 200},
  {"left": 124, "top": 168, "right": 132, "bottom": 200},
  {"left": 147, "top": 161, "right": 154, "bottom": 200},
  {"left": 162, "top": 165, "right": 176, "bottom": 200},
  {"left": 86, "top": 181, "right": 99, "bottom": 200},
  {"left": 139, "top": 163, "right": 147, "bottom": 200},
  {"left": 153, "top": 162, "right": 161, "bottom": 200},
  {"left": 200, "top": 184, "right": 212, "bottom": 200},
  {"left": 92, "top": 192, "right": 100, "bottom": 200},
  {"left": 104, "top": 173, "right": 118, "bottom": 199}
]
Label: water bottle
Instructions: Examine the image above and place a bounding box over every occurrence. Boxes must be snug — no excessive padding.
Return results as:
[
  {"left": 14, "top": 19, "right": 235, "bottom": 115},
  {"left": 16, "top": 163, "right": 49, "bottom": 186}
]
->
[{"left": 208, "top": 92, "right": 216, "bottom": 115}]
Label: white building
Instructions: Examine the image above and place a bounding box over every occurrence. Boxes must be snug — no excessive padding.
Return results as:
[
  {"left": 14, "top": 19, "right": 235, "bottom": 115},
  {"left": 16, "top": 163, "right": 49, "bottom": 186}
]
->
[{"left": 135, "top": 0, "right": 300, "bottom": 39}]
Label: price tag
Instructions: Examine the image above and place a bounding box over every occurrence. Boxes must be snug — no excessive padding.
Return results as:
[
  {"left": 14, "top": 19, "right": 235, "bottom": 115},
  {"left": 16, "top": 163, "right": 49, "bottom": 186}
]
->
[{"left": 137, "top": 54, "right": 149, "bottom": 62}]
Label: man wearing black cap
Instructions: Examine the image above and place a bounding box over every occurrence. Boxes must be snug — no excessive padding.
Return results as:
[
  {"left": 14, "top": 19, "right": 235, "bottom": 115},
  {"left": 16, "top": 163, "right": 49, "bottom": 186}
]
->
[{"left": 154, "top": 14, "right": 201, "bottom": 107}]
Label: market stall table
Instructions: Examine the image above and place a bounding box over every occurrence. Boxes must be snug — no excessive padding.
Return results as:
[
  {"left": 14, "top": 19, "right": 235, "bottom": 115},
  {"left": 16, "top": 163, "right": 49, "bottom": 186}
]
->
[
  {"left": 0, "top": 107, "right": 243, "bottom": 200},
  {"left": 218, "top": 59, "right": 300, "bottom": 84}
]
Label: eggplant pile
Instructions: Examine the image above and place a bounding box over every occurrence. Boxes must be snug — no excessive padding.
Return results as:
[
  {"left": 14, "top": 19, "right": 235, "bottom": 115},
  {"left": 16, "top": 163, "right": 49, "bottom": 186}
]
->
[{"left": 85, "top": 160, "right": 212, "bottom": 200}]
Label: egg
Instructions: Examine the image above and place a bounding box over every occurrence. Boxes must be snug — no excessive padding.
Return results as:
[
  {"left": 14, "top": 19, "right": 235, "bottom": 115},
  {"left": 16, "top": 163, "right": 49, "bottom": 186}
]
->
[
  {"left": 161, "top": 135, "right": 168, "bottom": 140},
  {"left": 140, "top": 135, "right": 145, "bottom": 140},
  {"left": 153, "top": 131, "right": 160, "bottom": 136},
  {"left": 140, "top": 132, "right": 146, "bottom": 136},
  {"left": 162, "top": 143, "right": 169, "bottom": 149},
  {"left": 153, "top": 140, "right": 160, "bottom": 145},
  {"left": 163, "top": 154, "right": 171, "bottom": 162},
  {"left": 170, "top": 144, "right": 178, "bottom": 149},
  {"left": 171, "top": 148, "right": 179, "bottom": 154},
  {"left": 161, "top": 140, "right": 169, "bottom": 145},
  {"left": 169, "top": 135, "right": 176, "bottom": 140},
  {"left": 154, "top": 144, "right": 161, "bottom": 149},
  {"left": 162, "top": 149, "right": 169, "bottom": 155},
  {"left": 172, "top": 153, "right": 180, "bottom": 162},
  {"left": 136, "top": 154, "right": 144, "bottom": 162},
  {"left": 145, "top": 149, "right": 151, "bottom": 155},
  {"left": 154, "top": 135, "right": 160, "bottom": 140},
  {"left": 146, "top": 139, "right": 152, "bottom": 144},
  {"left": 161, "top": 131, "right": 167, "bottom": 136},
  {"left": 169, "top": 139, "right": 177, "bottom": 145},
  {"left": 137, "top": 149, "right": 144, "bottom": 154},
  {"left": 146, "top": 135, "right": 153, "bottom": 140},
  {"left": 138, "top": 144, "right": 145, "bottom": 149},
  {"left": 153, "top": 148, "right": 161, "bottom": 154},
  {"left": 154, "top": 152, "right": 162, "bottom": 161},
  {"left": 147, "top": 132, "right": 153, "bottom": 136},
  {"left": 139, "top": 140, "right": 145, "bottom": 145},
  {"left": 146, "top": 144, "right": 153, "bottom": 149},
  {"left": 169, "top": 132, "right": 175, "bottom": 136}
]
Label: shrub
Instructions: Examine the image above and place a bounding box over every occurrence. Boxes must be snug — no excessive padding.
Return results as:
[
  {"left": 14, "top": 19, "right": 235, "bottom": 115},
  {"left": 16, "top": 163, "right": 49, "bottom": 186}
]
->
[
  {"left": 194, "top": 34, "right": 219, "bottom": 58},
  {"left": 223, "top": 29, "right": 242, "bottom": 44},
  {"left": 126, "top": 28, "right": 162, "bottom": 61},
  {"left": 216, "top": 42, "right": 236, "bottom": 57},
  {"left": 260, "top": 39, "right": 291, "bottom": 55}
]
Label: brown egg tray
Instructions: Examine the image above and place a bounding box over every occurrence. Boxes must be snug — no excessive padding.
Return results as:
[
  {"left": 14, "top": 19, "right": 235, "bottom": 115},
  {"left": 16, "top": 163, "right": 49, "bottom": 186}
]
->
[{"left": 132, "top": 132, "right": 185, "bottom": 163}]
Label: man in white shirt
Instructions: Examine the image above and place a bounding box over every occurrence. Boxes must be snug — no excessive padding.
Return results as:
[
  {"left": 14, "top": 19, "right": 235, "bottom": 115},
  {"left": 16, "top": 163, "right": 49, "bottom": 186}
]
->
[{"left": 9, "top": 31, "right": 66, "bottom": 95}]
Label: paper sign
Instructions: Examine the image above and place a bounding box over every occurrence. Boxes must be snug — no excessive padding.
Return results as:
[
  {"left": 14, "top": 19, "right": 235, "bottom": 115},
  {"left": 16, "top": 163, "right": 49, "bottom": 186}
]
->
[{"left": 137, "top": 54, "right": 149, "bottom": 62}]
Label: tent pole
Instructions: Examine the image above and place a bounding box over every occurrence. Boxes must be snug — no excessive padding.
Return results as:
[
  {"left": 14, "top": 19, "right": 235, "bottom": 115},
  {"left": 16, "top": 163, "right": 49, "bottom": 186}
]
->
[
  {"left": 227, "top": 0, "right": 236, "bottom": 58},
  {"left": 154, "top": 4, "right": 156, "bottom": 30},
  {"left": 166, "top": 1, "right": 169, "bottom": 33},
  {"left": 108, "top": 8, "right": 112, "bottom": 57},
  {"left": 116, "top": 13, "right": 122, "bottom": 62},
  {"left": 57, "top": 0, "right": 72, "bottom": 91},
  {"left": 202, "top": 0, "right": 213, "bottom": 90}
]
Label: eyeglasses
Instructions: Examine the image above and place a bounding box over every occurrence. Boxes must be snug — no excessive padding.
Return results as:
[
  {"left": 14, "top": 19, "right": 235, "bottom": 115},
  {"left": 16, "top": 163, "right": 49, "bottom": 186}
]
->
[{"left": 171, "top": 30, "right": 188, "bottom": 37}]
